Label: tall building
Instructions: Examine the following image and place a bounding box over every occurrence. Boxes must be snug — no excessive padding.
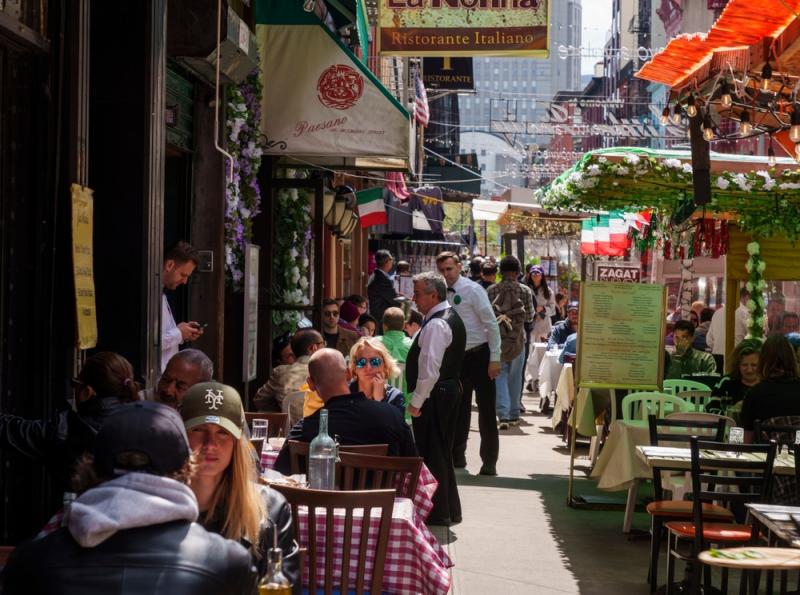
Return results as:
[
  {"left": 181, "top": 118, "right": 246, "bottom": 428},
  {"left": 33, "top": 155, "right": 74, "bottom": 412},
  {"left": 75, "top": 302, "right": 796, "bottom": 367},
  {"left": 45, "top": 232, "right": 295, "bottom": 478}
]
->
[{"left": 458, "top": 1, "right": 583, "bottom": 144}]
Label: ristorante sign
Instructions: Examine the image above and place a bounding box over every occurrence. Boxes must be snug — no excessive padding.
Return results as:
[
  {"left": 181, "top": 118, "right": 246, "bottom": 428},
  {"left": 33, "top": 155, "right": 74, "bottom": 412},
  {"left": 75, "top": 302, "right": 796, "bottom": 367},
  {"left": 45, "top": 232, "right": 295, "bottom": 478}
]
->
[{"left": 378, "top": 0, "right": 549, "bottom": 57}]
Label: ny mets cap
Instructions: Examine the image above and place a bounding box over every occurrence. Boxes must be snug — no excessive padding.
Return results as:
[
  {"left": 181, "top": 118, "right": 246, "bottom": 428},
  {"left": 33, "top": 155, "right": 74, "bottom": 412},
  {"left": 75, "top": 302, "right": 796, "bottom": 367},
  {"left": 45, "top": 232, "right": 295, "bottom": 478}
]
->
[{"left": 180, "top": 381, "right": 245, "bottom": 440}]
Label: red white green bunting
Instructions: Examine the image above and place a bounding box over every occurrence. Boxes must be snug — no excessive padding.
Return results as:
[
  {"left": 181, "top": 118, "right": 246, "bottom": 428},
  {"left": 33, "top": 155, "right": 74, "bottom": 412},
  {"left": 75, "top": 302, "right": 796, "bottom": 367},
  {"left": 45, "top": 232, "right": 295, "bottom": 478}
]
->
[{"left": 357, "top": 187, "right": 387, "bottom": 228}]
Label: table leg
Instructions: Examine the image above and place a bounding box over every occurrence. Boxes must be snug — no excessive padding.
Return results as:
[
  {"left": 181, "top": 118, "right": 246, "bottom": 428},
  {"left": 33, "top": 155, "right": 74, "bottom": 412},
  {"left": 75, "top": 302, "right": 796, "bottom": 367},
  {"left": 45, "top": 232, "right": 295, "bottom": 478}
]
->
[{"left": 623, "top": 479, "right": 639, "bottom": 533}]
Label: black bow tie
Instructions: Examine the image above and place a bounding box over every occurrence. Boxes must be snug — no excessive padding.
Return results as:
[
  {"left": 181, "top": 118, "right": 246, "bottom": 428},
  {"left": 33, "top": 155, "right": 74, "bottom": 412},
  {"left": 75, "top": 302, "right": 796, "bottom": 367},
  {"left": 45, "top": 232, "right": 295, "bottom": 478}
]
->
[{"left": 447, "top": 287, "right": 456, "bottom": 293}]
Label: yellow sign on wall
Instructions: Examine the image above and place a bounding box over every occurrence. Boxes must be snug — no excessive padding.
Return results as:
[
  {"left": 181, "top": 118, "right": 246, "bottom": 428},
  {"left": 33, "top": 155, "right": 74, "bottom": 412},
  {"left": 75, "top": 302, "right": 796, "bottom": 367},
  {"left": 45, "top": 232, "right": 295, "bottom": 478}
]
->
[
  {"left": 71, "top": 184, "right": 97, "bottom": 349},
  {"left": 378, "top": 0, "right": 549, "bottom": 57}
]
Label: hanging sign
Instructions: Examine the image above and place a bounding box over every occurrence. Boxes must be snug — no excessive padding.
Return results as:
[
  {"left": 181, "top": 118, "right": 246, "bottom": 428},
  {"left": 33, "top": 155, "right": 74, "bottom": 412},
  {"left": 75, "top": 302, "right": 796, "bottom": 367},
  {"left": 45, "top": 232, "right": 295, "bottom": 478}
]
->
[
  {"left": 423, "top": 57, "right": 474, "bottom": 90},
  {"left": 594, "top": 261, "right": 642, "bottom": 283},
  {"left": 257, "top": 2, "right": 409, "bottom": 160},
  {"left": 71, "top": 184, "right": 98, "bottom": 350},
  {"left": 378, "top": 0, "right": 549, "bottom": 58}
]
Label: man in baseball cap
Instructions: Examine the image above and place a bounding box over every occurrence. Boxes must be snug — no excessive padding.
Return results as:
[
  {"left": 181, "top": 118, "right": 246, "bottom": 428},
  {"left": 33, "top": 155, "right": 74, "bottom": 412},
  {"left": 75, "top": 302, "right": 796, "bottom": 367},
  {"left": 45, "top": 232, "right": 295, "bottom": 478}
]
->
[
  {"left": 2, "top": 401, "right": 256, "bottom": 594},
  {"left": 548, "top": 301, "right": 579, "bottom": 350}
]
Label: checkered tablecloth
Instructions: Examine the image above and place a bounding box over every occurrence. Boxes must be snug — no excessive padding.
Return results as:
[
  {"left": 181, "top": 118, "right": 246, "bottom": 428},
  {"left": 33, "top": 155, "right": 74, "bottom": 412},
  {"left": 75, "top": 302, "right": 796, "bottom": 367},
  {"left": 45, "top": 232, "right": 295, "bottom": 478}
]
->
[
  {"left": 260, "top": 449, "right": 438, "bottom": 521},
  {"left": 297, "top": 497, "right": 452, "bottom": 595}
]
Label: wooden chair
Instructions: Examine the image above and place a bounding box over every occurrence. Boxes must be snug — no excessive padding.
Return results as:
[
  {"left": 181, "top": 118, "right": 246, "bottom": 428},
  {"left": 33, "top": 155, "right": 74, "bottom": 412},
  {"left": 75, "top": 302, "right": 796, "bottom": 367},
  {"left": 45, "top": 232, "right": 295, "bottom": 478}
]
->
[
  {"left": 244, "top": 412, "right": 288, "bottom": 438},
  {"left": 665, "top": 437, "right": 776, "bottom": 595},
  {"left": 645, "top": 415, "right": 730, "bottom": 593},
  {"left": 287, "top": 440, "right": 389, "bottom": 475},
  {"left": 621, "top": 392, "right": 689, "bottom": 421},
  {"left": 662, "top": 379, "right": 712, "bottom": 396},
  {"left": 674, "top": 390, "right": 713, "bottom": 413},
  {"left": 337, "top": 452, "right": 423, "bottom": 499},
  {"left": 270, "top": 484, "right": 395, "bottom": 595}
]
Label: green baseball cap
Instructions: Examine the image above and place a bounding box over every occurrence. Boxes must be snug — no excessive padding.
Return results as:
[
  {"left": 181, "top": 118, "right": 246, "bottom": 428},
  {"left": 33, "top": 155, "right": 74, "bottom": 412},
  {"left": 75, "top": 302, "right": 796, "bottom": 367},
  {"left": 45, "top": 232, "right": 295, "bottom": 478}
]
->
[{"left": 180, "top": 381, "right": 244, "bottom": 440}]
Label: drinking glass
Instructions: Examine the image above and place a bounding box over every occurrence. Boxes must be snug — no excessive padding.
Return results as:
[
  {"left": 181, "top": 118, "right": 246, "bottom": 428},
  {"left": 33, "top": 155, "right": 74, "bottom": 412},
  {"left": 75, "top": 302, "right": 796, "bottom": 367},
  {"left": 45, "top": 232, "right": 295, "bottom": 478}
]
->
[
  {"left": 728, "top": 427, "right": 744, "bottom": 444},
  {"left": 251, "top": 419, "right": 268, "bottom": 441}
]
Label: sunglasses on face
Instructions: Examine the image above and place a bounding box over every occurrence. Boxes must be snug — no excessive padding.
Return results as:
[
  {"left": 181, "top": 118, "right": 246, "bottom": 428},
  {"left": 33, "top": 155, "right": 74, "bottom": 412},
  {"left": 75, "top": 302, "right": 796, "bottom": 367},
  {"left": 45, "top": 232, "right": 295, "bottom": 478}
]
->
[
  {"left": 355, "top": 357, "right": 383, "bottom": 369},
  {"left": 323, "top": 310, "right": 339, "bottom": 318}
]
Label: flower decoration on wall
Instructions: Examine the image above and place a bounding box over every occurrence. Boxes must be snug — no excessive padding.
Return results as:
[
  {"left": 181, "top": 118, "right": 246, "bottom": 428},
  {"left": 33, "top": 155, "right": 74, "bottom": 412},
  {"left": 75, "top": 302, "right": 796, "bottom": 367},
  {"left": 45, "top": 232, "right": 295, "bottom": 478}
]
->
[
  {"left": 272, "top": 172, "right": 312, "bottom": 336},
  {"left": 224, "top": 65, "right": 264, "bottom": 290},
  {"left": 744, "top": 240, "right": 766, "bottom": 341}
]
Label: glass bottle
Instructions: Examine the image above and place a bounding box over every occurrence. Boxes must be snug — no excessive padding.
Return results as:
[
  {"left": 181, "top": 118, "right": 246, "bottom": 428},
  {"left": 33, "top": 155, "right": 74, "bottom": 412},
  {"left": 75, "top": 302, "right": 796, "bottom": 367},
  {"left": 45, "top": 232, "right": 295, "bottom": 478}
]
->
[
  {"left": 308, "top": 409, "right": 336, "bottom": 490},
  {"left": 258, "top": 547, "right": 292, "bottom": 595}
]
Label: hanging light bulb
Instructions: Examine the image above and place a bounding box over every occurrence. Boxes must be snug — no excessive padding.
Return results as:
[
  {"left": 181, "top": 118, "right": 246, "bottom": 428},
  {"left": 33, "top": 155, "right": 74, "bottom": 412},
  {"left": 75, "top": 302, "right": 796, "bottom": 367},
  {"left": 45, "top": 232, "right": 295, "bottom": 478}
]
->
[
  {"left": 768, "top": 138, "right": 777, "bottom": 167},
  {"left": 686, "top": 94, "right": 698, "bottom": 118},
  {"left": 790, "top": 106, "right": 800, "bottom": 142},
  {"left": 702, "top": 113, "right": 715, "bottom": 141},
  {"left": 761, "top": 61, "right": 773, "bottom": 92},
  {"left": 739, "top": 108, "right": 753, "bottom": 135},
  {"left": 661, "top": 106, "right": 670, "bottom": 125},
  {"left": 719, "top": 80, "right": 733, "bottom": 108},
  {"left": 671, "top": 105, "right": 683, "bottom": 125}
]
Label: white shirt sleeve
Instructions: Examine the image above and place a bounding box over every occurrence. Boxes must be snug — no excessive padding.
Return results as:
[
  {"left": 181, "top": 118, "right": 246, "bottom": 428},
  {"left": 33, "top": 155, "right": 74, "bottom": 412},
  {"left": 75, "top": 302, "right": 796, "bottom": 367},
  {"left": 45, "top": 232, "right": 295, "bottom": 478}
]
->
[
  {"left": 410, "top": 318, "right": 452, "bottom": 408},
  {"left": 162, "top": 294, "right": 183, "bottom": 351},
  {"left": 471, "top": 284, "right": 502, "bottom": 362}
]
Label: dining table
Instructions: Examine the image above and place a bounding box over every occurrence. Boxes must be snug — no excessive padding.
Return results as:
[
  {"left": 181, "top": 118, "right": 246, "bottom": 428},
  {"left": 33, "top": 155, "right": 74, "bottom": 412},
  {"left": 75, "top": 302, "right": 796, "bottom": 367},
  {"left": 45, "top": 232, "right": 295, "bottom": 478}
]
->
[
  {"left": 537, "top": 350, "right": 564, "bottom": 409},
  {"left": 260, "top": 448, "right": 439, "bottom": 522},
  {"left": 524, "top": 341, "right": 548, "bottom": 391}
]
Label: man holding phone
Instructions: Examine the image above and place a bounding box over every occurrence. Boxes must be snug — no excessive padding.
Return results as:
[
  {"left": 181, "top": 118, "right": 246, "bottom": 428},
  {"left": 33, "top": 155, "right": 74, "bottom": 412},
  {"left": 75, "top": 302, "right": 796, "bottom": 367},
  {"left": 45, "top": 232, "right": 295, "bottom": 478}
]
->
[{"left": 161, "top": 241, "right": 204, "bottom": 372}]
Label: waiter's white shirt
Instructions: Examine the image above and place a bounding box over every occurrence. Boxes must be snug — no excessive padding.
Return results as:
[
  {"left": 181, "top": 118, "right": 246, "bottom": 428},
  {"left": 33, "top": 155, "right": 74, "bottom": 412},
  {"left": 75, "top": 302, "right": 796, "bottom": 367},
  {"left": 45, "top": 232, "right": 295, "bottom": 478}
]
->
[
  {"left": 735, "top": 303, "right": 749, "bottom": 345},
  {"left": 410, "top": 301, "right": 453, "bottom": 409},
  {"left": 705, "top": 306, "right": 725, "bottom": 355},
  {"left": 447, "top": 276, "right": 501, "bottom": 361},
  {"left": 161, "top": 293, "right": 182, "bottom": 372}
]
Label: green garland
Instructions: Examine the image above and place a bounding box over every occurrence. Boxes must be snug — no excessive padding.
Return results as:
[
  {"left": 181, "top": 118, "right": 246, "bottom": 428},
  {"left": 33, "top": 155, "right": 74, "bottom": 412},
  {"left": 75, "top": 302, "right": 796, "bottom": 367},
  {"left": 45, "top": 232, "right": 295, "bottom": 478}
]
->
[{"left": 744, "top": 241, "right": 766, "bottom": 341}]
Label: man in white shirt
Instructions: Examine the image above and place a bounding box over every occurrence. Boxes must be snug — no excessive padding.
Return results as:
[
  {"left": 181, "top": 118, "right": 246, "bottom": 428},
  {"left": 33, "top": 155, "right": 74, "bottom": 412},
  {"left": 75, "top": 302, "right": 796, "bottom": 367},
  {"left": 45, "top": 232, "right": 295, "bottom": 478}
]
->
[
  {"left": 705, "top": 305, "right": 726, "bottom": 373},
  {"left": 436, "top": 251, "right": 502, "bottom": 476},
  {"left": 406, "top": 272, "right": 466, "bottom": 525},
  {"left": 735, "top": 288, "right": 751, "bottom": 345},
  {"left": 161, "top": 242, "right": 203, "bottom": 372}
]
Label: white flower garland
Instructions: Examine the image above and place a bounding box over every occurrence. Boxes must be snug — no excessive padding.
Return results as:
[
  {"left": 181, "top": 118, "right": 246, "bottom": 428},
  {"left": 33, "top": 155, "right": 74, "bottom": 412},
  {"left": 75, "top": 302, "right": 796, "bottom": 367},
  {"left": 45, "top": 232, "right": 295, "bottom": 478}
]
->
[{"left": 744, "top": 240, "right": 766, "bottom": 341}]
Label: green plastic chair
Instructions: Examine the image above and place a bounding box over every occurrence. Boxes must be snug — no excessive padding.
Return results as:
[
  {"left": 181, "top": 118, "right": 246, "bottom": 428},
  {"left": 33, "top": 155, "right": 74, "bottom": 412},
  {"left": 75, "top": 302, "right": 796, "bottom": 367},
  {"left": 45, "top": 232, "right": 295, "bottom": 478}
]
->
[
  {"left": 662, "top": 378, "right": 712, "bottom": 396},
  {"left": 621, "top": 391, "right": 690, "bottom": 421}
]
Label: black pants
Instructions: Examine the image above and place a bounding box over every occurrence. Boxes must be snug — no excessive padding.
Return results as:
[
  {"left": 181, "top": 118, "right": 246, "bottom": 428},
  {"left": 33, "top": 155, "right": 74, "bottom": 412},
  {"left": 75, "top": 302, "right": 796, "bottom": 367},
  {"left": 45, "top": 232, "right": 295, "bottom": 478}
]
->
[
  {"left": 412, "top": 380, "right": 462, "bottom": 524},
  {"left": 452, "top": 343, "right": 498, "bottom": 467}
]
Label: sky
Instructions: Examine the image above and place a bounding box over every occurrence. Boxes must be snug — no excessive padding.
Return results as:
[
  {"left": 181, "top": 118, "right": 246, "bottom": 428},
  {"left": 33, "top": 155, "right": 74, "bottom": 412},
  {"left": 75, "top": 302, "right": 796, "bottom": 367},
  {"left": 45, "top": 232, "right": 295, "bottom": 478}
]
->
[{"left": 580, "top": 0, "right": 613, "bottom": 75}]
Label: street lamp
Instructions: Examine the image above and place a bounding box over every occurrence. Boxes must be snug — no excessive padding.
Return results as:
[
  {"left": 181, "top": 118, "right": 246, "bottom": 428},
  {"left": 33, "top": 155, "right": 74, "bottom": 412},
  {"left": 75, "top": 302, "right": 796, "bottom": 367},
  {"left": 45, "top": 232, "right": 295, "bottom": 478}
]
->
[{"left": 324, "top": 185, "right": 357, "bottom": 237}]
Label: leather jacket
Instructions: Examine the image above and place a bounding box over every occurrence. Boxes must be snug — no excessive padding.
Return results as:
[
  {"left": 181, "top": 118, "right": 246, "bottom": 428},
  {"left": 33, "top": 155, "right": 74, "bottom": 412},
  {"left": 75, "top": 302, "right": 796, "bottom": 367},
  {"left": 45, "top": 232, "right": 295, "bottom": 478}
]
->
[
  {"left": 1, "top": 520, "right": 257, "bottom": 594},
  {"left": 0, "top": 396, "right": 127, "bottom": 489},
  {"left": 201, "top": 483, "right": 300, "bottom": 593}
]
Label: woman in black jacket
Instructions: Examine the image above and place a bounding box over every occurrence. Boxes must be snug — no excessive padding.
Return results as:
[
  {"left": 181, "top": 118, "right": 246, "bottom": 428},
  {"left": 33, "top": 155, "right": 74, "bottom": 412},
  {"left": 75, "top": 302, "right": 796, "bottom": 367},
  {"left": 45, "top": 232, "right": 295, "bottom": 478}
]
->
[
  {"left": 180, "top": 381, "right": 299, "bottom": 590},
  {"left": 0, "top": 351, "right": 138, "bottom": 491}
]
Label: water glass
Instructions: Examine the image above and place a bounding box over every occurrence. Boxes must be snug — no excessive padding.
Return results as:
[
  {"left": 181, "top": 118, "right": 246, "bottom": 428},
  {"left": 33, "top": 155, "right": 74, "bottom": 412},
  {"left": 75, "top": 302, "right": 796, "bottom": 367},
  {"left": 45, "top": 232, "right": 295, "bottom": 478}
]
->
[
  {"left": 251, "top": 419, "right": 268, "bottom": 441},
  {"left": 729, "top": 426, "right": 744, "bottom": 445},
  {"left": 795, "top": 430, "right": 800, "bottom": 445}
]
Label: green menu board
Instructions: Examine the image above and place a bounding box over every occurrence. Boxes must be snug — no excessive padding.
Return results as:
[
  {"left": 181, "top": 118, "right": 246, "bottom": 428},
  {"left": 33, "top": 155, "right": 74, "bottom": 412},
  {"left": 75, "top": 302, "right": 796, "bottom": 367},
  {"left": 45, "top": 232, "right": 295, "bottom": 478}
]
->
[{"left": 576, "top": 282, "right": 666, "bottom": 390}]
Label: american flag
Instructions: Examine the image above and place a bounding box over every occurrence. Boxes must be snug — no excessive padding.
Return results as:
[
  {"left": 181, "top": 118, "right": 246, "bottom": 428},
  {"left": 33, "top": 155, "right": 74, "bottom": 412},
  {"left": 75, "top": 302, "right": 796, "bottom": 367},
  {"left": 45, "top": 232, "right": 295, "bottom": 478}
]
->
[{"left": 413, "top": 72, "right": 429, "bottom": 127}]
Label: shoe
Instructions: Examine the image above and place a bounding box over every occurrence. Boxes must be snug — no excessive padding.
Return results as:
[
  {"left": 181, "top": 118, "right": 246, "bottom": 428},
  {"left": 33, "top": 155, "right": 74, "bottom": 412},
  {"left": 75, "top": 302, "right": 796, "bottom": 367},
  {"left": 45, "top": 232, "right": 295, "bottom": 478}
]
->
[
  {"left": 525, "top": 382, "right": 533, "bottom": 392},
  {"left": 479, "top": 464, "right": 497, "bottom": 476},
  {"left": 520, "top": 403, "right": 527, "bottom": 413},
  {"left": 508, "top": 418, "right": 521, "bottom": 426},
  {"left": 497, "top": 419, "right": 510, "bottom": 430},
  {"left": 453, "top": 455, "right": 467, "bottom": 468}
]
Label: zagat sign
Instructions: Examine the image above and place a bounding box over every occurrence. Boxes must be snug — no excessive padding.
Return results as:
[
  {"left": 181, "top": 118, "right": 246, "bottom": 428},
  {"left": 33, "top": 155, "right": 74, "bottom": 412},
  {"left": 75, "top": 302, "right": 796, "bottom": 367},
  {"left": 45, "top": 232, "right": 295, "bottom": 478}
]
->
[{"left": 595, "top": 264, "right": 641, "bottom": 283}]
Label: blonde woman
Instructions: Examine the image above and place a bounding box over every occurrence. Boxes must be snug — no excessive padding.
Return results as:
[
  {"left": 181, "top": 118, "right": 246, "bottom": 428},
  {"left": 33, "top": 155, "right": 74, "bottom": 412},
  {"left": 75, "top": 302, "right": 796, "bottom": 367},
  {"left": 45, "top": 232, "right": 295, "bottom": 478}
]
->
[
  {"left": 180, "top": 381, "right": 298, "bottom": 587},
  {"left": 348, "top": 336, "right": 405, "bottom": 413}
]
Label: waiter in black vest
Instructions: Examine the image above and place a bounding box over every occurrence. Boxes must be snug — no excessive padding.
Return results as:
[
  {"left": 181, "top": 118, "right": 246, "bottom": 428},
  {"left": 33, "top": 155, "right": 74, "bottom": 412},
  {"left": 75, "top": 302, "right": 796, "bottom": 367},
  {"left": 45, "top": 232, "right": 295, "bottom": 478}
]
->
[{"left": 407, "top": 271, "right": 467, "bottom": 526}]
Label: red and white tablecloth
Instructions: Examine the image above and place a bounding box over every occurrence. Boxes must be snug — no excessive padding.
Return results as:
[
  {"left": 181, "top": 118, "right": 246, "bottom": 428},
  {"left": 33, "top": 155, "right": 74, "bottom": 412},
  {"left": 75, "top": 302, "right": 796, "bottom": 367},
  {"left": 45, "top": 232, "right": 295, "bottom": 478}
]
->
[
  {"left": 260, "top": 449, "right": 438, "bottom": 522},
  {"left": 297, "top": 497, "right": 452, "bottom": 595}
]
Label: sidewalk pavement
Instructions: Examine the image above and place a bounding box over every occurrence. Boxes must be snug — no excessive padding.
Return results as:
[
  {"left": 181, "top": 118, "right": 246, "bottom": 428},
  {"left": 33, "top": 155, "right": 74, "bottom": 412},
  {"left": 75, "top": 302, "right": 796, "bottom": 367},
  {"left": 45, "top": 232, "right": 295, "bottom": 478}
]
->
[{"left": 429, "top": 392, "right": 653, "bottom": 595}]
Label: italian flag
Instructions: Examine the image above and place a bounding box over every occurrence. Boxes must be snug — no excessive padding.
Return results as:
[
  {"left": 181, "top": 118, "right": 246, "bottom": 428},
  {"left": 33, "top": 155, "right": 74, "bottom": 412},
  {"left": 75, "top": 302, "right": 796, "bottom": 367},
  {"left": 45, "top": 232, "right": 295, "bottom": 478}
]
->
[
  {"left": 581, "top": 210, "right": 630, "bottom": 256},
  {"left": 357, "top": 187, "right": 387, "bottom": 228}
]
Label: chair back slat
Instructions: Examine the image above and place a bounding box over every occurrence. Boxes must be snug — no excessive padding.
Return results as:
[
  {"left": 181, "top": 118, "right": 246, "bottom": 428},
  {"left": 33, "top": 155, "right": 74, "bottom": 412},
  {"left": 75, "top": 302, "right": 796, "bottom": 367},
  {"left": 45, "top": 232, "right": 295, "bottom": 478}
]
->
[
  {"left": 337, "top": 452, "right": 423, "bottom": 499},
  {"left": 675, "top": 390, "right": 713, "bottom": 412},
  {"left": 622, "top": 392, "right": 688, "bottom": 421},
  {"left": 270, "top": 485, "right": 395, "bottom": 594},
  {"left": 287, "top": 441, "right": 389, "bottom": 475},
  {"left": 689, "top": 437, "right": 776, "bottom": 554},
  {"left": 244, "top": 412, "right": 289, "bottom": 438},
  {"left": 663, "top": 379, "right": 712, "bottom": 396}
]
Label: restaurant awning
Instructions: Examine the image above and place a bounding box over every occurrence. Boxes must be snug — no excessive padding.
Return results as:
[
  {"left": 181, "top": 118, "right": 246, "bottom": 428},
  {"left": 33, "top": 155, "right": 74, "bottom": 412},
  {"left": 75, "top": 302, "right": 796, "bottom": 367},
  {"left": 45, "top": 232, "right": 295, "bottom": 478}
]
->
[
  {"left": 636, "top": 0, "right": 800, "bottom": 90},
  {"left": 256, "top": 0, "right": 410, "bottom": 170}
]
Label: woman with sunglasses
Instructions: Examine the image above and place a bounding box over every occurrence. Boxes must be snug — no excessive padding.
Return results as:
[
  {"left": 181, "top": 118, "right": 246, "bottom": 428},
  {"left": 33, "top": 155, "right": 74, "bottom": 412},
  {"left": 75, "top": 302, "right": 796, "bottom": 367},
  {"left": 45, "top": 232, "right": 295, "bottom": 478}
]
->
[
  {"left": 348, "top": 337, "right": 405, "bottom": 413},
  {"left": 0, "top": 351, "right": 139, "bottom": 491},
  {"left": 180, "top": 381, "right": 299, "bottom": 589}
]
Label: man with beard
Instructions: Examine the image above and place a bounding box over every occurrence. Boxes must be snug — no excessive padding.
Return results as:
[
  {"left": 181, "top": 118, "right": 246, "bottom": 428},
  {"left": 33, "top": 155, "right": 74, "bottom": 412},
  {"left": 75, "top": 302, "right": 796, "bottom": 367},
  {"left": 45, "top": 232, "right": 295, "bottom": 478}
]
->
[{"left": 142, "top": 349, "right": 213, "bottom": 408}]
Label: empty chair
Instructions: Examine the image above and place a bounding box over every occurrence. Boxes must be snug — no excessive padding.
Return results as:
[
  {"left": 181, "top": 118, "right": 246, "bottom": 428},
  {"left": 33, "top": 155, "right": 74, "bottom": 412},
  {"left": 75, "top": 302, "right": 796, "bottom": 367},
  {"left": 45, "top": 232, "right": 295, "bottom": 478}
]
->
[
  {"left": 621, "top": 392, "right": 689, "bottom": 421},
  {"left": 645, "top": 415, "right": 730, "bottom": 593},
  {"left": 674, "top": 390, "right": 713, "bottom": 413},
  {"left": 662, "top": 379, "right": 712, "bottom": 396},
  {"left": 666, "top": 437, "right": 777, "bottom": 595},
  {"left": 287, "top": 440, "right": 388, "bottom": 475},
  {"left": 270, "top": 484, "right": 394, "bottom": 594},
  {"left": 338, "top": 452, "right": 423, "bottom": 499}
]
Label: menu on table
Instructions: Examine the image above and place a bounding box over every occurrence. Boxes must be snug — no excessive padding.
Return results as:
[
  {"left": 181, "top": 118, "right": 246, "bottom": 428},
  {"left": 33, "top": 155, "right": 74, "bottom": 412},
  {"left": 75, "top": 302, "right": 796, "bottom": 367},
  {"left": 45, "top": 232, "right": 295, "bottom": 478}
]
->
[{"left": 576, "top": 281, "right": 666, "bottom": 390}]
